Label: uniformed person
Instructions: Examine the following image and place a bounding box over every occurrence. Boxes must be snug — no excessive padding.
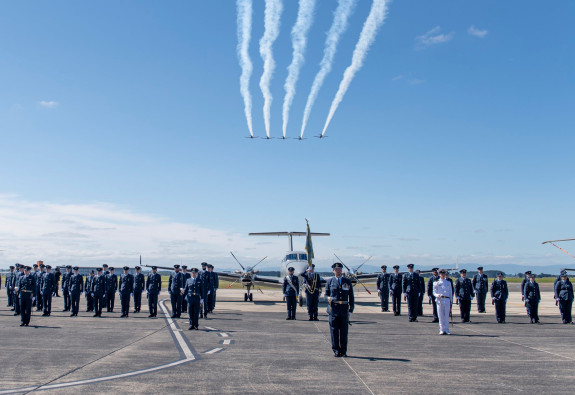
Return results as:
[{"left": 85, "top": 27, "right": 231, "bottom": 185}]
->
[
  {"left": 402, "top": 264, "right": 420, "bottom": 322},
  {"left": 433, "top": 269, "right": 452, "bottom": 335},
  {"left": 32, "top": 264, "right": 40, "bottom": 309},
  {"left": 376, "top": 265, "right": 390, "bottom": 312},
  {"left": 207, "top": 264, "right": 218, "bottom": 313},
  {"left": 17, "top": 266, "right": 36, "bottom": 326},
  {"left": 181, "top": 266, "right": 191, "bottom": 314},
  {"left": 91, "top": 268, "right": 107, "bottom": 317},
  {"left": 282, "top": 266, "right": 299, "bottom": 320},
  {"left": 85, "top": 270, "right": 95, "bottom": 312},
  {"left": 301, "top": 264, "right": 322, "bottom": 320},
  {"left": 472, "top": 266, "right": 489, "bottom": 313},
  {"left": 34, "top": 263, "right": 46, "bottom": 311},
  {"left": 520, "top": 270, "right": 531, "bottom": 315},
  {"left": 119, "top": 266, "right": 134, "bottom": 317},
  {"left": 41, "top": 265, "right": 56, "bottom": 316},
  {"left": 490, "top": 272, "right": 508, "bottom": 323},
  {"left": 12, "top": 264, "right": 24, "bottom": 315},
  {"left": 61, "top": 265, "right": 72, "bottom": 312},
  {"left": 455, "top": 269, "right": 474, "bottom": 322},
  {"left": 202, "top": 263, "right": 215, "bottom": 319},
  {"left": 523, "top": 274, "right": 541, "bottom": 324},
  {"left": 554, "top": 270, "right": 569, "bottom": 300},
  {"left": 325, "top": 262, "right": 354, "bottom": 357},
  {"left": 106, "top": 267, "right": 118, "bottom": 312},
  {"left": 53, "top": 267, "right": 61, "bottom": 297},
  {"left": 183, "top": 268, "right": 205, "bottom": 330},
  {"left": 555, "top": 272, "right": 573, "bottom": 324},
  {"left": 427, "top": 268, "right": 440, "bottom": 322},
  {"left": 6, "top": 265, "right": 15, "bottom": 308},
  {"left": 199, "top": 262, "right": 209, "bottom": 318},
  {"left": 133, "top": 266, "right": 145, "bottom": 313},
  {"left": 102, "top": 263, "right": 110, "bottom": 306},
  {"left": 389, "top": 265, "right": 402, "bottom": 316},
  {"left": 68, "top": 266, "right": 84, "bottom": 317},
  {"left": 146, "top": 266, "right": 162, "bottom": 318},
  {"left": 416, "top": 269, "right": 425, "bottom": 317},
  {"left": 169, "top": 264, "right": 185, "bottom": 318}
]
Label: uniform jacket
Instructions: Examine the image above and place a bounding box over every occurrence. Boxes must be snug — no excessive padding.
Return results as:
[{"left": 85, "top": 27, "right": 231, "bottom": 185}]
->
[
  {"left": 300, "top": 271, "right": 322, "bottom": 294},
  {"left": 91, "top": 274, "right": 107, "bottom": 296},
  {"left": 168, "top": 271, "right": 185, "bottom": 294},
  {"left": 282, "top": 274, "right": 299, "bottom": 297},
  {"left": 183, "top": 277, "right": 205, "bottom": 301},
  {"left": 5, "top": 270, "right": 14, "bottom": 289},
  {"left": 61, "top": 270, "right": 72, "bottom": 290},
  {"left": 85, "top": 275, "right": 94, "bottom": 293},
  {"left": 523, "top": 281, "right": 541, "bottom": 302},
  {"left": 69, "top": 273, "right": 84, "bottom": 294},
  {"left": 133, "top": 272, "right": 145, "bottom": 292},
  {"left": 376, "top": 273, "right": 390, "bottom": 292},
  {"left": 146, "top": 273, "right": 162, "bottom": 295},
  {"left": 402, "top": 272, "right": 420, "bottom": 295},
  {"left": 389, "top": 273, "right": 403, "bottom": 294},
  {"left": 204, "top": 271, "right": 215, "bottom": 292},
  {"left": 18, "top": 274, "right": 36, "bottom": 297},
  {"left": 418, "top": 276, "right": 425, "bottom": 295},
  {"left": 106, "top": 273, "right": 118, "bottom": 292},
  {"left": 427, "top": 275, "right": 440, "bottom": 297},
  {"left": 520, "top": 278, "right": 529, "bottom": 296},
  {"left": 42, "top": 272, "right": 56, "bottom": 294},
  {"left": 472, "top": 274, "right": 489, "bottom": 293},
  {"left": 555, "top": 280, "right": 574, "bottom": 302},
  {"left": 119, "top": 273, "right": 134, "bottom": 294},
  {"left": 325, "top": 276, "right": 354, "bottom": 315},
  {"left": 213, "top": 272, "right": 219, "bottom": 289},
  {"left": 490, "top": 280, "right": 508, "bottom": 301},
  {"left": 455, "top": 277, "right": 475, "bottom": 300}
]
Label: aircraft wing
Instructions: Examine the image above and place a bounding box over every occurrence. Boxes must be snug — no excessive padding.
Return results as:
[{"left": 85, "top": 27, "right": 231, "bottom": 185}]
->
[
  {"left": 356, "top": 273, "right": 379, "bottom": 281},
  {"left": 252, "top": 274, "right": 283, "bottom": 285},
  {"left": 215, "top": 272, "right": 243, "bottom": 280}
]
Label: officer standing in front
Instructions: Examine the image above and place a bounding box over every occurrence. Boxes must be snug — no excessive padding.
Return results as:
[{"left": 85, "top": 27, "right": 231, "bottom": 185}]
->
[
  {"left": 169, "top": 264, "right": 184, "bottom": 318},
  {"left": 133, "top": 266, "right": 145, "bottom": 313},
  {"left": 282, "top": 267, "right": 299, "bottom": 320},
  {"left": 106, "top": 267, "right": 118, "bottom": 312},
  {"left": 183, "top": 268, "right": 204, "bottom": 330},
  {"left": 17, "top": 266, "right": 36, "bottom": 326},
  {"left": 389, "top": 265, "right": 402, "bottom": 316},
  {"left": 119, "top": 266, "right": 134, "bottom": 317},
  {"left": 146, "top": 266, "right": 162, "bottom": 318},
  {"left": 6, "top": 265, "right": 15, "bottom": 308},
  {"left": 455, "top": 269, "right": 474, "bottom": 322},
  {"left": 402, "top": 264, "right": 420, "bottom": 322},
  {"left": 69, "top": 266, "right": 84, "bottom": 317},
  {"left": 301, "top": 264, "right": 322, "bottom": 320},
  {"left": 85, "top": 270, "right": 95, "bottom": 312},
  {"left": 523, "top": 274, "right": 541, "bottom": 324},
  {"left": 490, "top": 272, "right": 508, "bottom": 323},
  {"left": 325, "top": 262, "right": 354, "bottom": 357},
  {"left": 91, "top": 267, "right": 107, "bottom": 317},
  {"left": 61, "top": 265, "right": 72, "bottom": 312},
  {"left": 555, "top": 272, "right": 573, "bottom": 324},
  {"left": 376, "top": 265, "right": 390, "bottom": 312},
  {"left": 427, "top": 268, "right": 440, "bottom": 322},
  {"left": 433, "top": 269, "right": 452, "bottom": 335},
  {"left": 472, "top": 266, "right": 489, "bottom": 313},
  {"left": 41, "top": 265, "right": 56, "bottom": 316}
]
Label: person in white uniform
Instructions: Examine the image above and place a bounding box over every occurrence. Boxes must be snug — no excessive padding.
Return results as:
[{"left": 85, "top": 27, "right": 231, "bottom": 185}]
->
[{"left": 433, "top": 269, "right": 453, "bottom": 335}]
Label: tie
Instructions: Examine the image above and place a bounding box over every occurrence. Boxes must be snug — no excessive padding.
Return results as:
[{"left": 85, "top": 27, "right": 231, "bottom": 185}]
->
[{"left": 339, "top": 277, "right": 342, "bottom": 286}]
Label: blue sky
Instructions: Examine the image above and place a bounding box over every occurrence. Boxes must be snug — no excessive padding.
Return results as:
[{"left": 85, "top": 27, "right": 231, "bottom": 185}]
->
[{"left": 1, "top": 1, "right": 574, "bottom": 270}]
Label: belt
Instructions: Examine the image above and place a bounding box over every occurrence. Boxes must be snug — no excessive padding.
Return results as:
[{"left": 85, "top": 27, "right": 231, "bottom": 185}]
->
[
  {"left": 20, "top": 290, "right": 33, "bottom": 293},
  {"left": 437, "top": 296, "right": 450, "bottom": 299},
  {"left": 332, "top": 301, "right": 349, "bottom": 304}
]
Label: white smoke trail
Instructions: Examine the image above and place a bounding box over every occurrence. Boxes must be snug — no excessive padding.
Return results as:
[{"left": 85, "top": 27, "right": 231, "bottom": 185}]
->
[
  {"left": 259, "top": 0, "right": 283, "bottom": 138},
  {"left": 281, "top": 0, "right": 316, "bottom": 138},
  {"left": 321, "top": 0, "right": 388, "bottom": 137},
  {"left": 237, "top": 0, "right": 254, "bottom": 137},
  {"left": 300, "top": 0, "right": 356, "bottom": 139}
]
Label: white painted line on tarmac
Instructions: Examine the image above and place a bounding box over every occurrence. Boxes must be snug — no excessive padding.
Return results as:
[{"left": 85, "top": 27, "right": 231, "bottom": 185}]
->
[
  {"left": 222, "top": 339, "right": 231, "bottom": 345},
  {"left": 219, "top": 332, "right": 230, "bottom": 337},
  {"left": 159, "top": 300, "right": 195, "bottom": 360},
  {"left": 205, "top": 326, "right": 218, "bottom": 331},
  {"left": 204, "top": 348, "right": 224, "bottom": 354}
]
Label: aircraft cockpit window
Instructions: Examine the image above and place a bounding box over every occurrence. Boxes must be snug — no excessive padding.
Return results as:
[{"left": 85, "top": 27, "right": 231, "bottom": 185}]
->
[
  {"left": 286, "top": 254, "right": 298, "bottom": 260},
  {"left": 299, "top": 254, "right": 307, "bottom": 261}
]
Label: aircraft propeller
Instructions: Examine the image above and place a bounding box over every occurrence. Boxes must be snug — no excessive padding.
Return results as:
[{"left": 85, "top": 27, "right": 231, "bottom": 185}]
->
[{"left": 333, "top": 253, "right": 373, "bottom": 295}]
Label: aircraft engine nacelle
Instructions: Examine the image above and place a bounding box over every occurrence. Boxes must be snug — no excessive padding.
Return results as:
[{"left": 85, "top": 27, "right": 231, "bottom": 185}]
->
[
  {"left": 241, "top": 277, "right": 253, "bottom": 287},
  {"left": 253, "top": 270, "right": 259, "bottom": 274},
  {"left": 235, "top": 270, "right": 242, "bottom": 274},
  {"left": 357, "top": 271, "right": 362, "bottom": 275}
]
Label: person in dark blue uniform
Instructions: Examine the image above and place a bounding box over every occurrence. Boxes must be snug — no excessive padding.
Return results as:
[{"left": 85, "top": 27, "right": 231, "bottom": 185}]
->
[
  {"left": 416, "top": 269, "right": 425, "bottom": 317},
  {"left": 402, "top": 264, "right": 420, "bottom": 322},
  {"left": 199, "top": 262, "right": 210, "bottom": 318},
  {"left": 61, "top": 265, "right": 72, "bottom": 312},
  {"left": 32, "top": 264, "right": 40, "bottom": 310},
  {"left": 12, "top": 264, "right": 24, "bottom": 315},
  {"left": 282, "top": 267, "right": 299, "bottom": 320},
  {"left": 40, "top": 265, "right": 56, "bottom": 316},
  {"left": 68, "top": 266, "right": 84, "bottom": 317},
  {"left": 455, "top": 269, "right": 474, "bottom": 322},
  {"left": 119, "top": 266, "right": 134, "bottom": 317},
  {"left": 53, "top": 267, "right": 61, "bottom": 297},
  {"left": 34, "top": 263, "right": 45, "bottom": 311},
  {"left": 301, "top": 264, "right": 322, "bottom": 320},
  {"left": 520, "top": 270, "right": 531, "bottom": 316},
  {"left": 523, "top": 274, "right": 541, "bottom": 324},
  {"left": 207, "top": 264, "right": 217, "bottom": 313},
  {"left": 472, "top": 266, "right": 489, "bottom": 313},
  {"left": 325, "top": 262, "right": 354, "bottom": 357},
  {"left": 490, "top": 272, "right": 508, "bottom": 323},
  {"left": 133, "top": 266, "right": 145, "bottom": 313},
  {"left": 91, "top": 268, "right": 107, "bottom": 317},
  {"left": 555, "top": 272, "right": 573, "bottom": 324},
  {"left": 427, "top": 268, "right": 440, "bottom": 322},
  {"left": 106, "top": 267, "right": 118, "bottom": 312},
  {"left": 169, "top": 264, "right": 184, "bottom": 318},
  {"left": 181, "top": 266, "right": 190, "bottom": 314},
  {"left": 184, "top": 268, "right": 205, "bottom": 330},
  {"left": 6, "top": 265, "right": 15, "bottom": 308},
  {"left": 85, "top": 270, "right": 95, "bottom": 312},
  {"left": 376, "top": 265, "right": 390, "bottom": 312},
  {"left": 17, "top": 266, "right": 36, "bottom": 326},
  {"left": 146, "top": 266, "right": 162, "bottom": 318},
  {"left": 389, "top": 265, "right": 402, "bottom": 316}
]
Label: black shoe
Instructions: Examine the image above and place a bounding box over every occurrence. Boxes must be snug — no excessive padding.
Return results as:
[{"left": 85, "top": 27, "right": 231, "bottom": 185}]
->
[
  {"left": 286, "top": 317, "right": 291, "bottom": 320},
  {"left": 432, "top": 319, "right": 439, "bottom": 323},
  {"left": 334, "top": 352, "right": 340, "bottom": 358},
  {"left": 314, "top": 317, "right": 319, "bottom": 321},
  {"left": 188, "top": 325, "right": 193, "bottom": 330},
  {"left": 13, "top": 313, "right": 18, "bottom": 316},
  {"left": 148, "top": 314, "right": 153, "bottom": 318},
  {"left": 93, "top": 314, "right": 98, "bottom": 317},
  {"left": 341, "top": 353, "right": 348, "bottom": 357}
]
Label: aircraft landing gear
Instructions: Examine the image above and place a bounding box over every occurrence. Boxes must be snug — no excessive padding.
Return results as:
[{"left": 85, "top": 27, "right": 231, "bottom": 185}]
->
[
  {"left": 249, "top": 293, "right": 253, "bottom": 302},
  {"left": 245, "top": 286, "right": 253, "bottom": 302},
  {"left": 244, "top": 293, "right": 248, "bottom": 302}
]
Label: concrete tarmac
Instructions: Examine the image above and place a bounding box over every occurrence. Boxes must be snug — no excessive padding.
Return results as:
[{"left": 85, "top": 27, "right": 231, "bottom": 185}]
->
[{"left": 0, "top": 287, "right": 574, "bottom": 394}]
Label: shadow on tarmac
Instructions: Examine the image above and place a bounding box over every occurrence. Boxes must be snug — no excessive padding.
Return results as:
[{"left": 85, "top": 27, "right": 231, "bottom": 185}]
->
[{"left": 347, "top": 356, "right": 410, "bottom": 362}]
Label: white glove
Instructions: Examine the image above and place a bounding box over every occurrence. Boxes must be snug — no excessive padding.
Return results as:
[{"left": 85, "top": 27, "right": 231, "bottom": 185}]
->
[
  {"left": 32, "top": 297, "right": 36, "bottom": 303},
  {"left": 283, "top": 294, "right": 287, "bottom": 297},
  {"left": 208, "top": 290, "right": 211, "bottom": 295},
  {"left": 377, "top": 290, "right": 381, "bottom": 294},
  {"left": 348, "top": 312, "right": 352, "bottom": 319},
  {"left": 200, "top": 299, "right": 204, "bottom": 304},
  {"left": 131, "top": 293, "right": 133, "bottom": 296}
]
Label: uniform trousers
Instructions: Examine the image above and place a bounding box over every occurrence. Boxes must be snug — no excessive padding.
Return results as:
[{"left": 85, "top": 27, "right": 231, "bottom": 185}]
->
[
  {"left": 406, "top": 293, "right": 418, "bottom": 320},
  {"left": 286, "top": 295, "right": 297, "bottom": 319},
  {"left": 329, "top": 310, "right": 349, "bottom": 354},
  {"left": 70, "top": 292, "right": 81, "bottom": 315},
  {"left": 526, "top": 299, "right": 539, "bottom": 322},
  {"left": 13, "top": 291, "right": 21, "bottom": 314},
  {"left": 170, "top": 292, "right": 182, "bottom": 317},
  {"left": 85, "top": 291, "right": 94, "bottom": 311},
  {"left": 187, "top": 295, "right": 201, "bottom": 328},
  {"left": 134, "top": 291, "right": 142, "bottom": 312},
  {"left": 20, "top": 293, "right": 33, "bottom": 325},
  {"left": 559, "top": 299, "right": 573, "bottom": 323},
  {"left": 459, "top": 299, "right": 471, "bottom": 321},
  {"left": 430, "top": 295, "right": 438, "bottom": 320},
  {"left": 7, "top": 286, "right": 13, "bottom": 307},
  {"left": 120, "top": 292, "right": 131, "bottom": 316},
  {"left": 94, "top": 294, "right": 105, "bottom": 316},
  {"left": 494, "top": 299, "right": 506, "bottom": 322},
  {"left": 42, "top": 292, "right": 52, "bottom": 315},
  {"left": 378, "top": 290, "right": 389, "bottom": 311},
  {"left": 436, "top": 297, "right": 451, "bottom": 333},
  {"left": 391, "top": 292, "right": 401, "bottom": 314},
  {"left": 106, "top": 291, "right": 116, "bottom": 311},
  {"left": 476, "top": 291, "right": 487, "bottom": 312},
  {"left": 63, "top": 288, "right": 71, "bottom": 310},
  {"left": 148, "top": 293, "right": 158, "bottom": 316},
  {"left": 306, "top": 291, "right": 320, "bottom": 318}
]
